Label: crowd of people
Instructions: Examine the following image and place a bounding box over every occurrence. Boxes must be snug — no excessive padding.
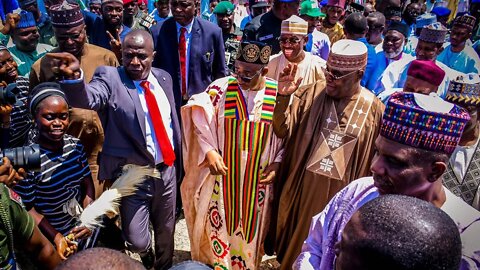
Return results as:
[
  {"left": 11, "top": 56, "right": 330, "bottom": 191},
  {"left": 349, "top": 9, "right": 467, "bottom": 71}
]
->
[{"left": 0, "top": 0, "right": 479, "bottom": 269}]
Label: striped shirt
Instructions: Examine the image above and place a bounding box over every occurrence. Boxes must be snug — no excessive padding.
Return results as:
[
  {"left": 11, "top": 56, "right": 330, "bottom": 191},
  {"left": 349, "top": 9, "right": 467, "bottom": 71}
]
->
[
  {"left": 14, "top": 135, "right": 91, "bottom": 235},
  {"left": 9, "top": 76, "right": 32, "bottom": 147}
]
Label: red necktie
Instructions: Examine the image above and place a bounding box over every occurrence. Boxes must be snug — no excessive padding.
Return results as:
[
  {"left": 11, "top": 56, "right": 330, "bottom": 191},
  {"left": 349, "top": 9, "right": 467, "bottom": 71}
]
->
[
  {"left": 179, "top": 27, "right": 187, "bottom": 97},
  {"left": 140, "top": 81, "right": 176, "bottom": 166}
]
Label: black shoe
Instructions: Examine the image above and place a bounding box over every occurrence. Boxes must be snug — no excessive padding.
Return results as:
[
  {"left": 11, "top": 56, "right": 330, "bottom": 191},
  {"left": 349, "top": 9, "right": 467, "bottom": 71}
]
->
[{"left": 140, "top": 248, "right": 155, "bottom": 269}]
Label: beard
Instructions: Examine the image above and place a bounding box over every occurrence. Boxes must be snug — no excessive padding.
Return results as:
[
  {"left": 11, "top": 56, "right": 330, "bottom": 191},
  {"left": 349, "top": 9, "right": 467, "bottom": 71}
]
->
[{"left": 384, "top": 40, "right": 405, "bottom": 59}]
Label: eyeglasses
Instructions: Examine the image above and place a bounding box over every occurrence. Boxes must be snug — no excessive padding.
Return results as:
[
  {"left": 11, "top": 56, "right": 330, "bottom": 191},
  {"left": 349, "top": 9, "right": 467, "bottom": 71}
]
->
[
  {"left": 278, "top": 36, "right": 303, "bottom": 45},
  {"left": 322, "top": 67, "right": 357, "bottom": 80},
  {"left": 232, "top": 67, "right": 264, "bottom": 82}
]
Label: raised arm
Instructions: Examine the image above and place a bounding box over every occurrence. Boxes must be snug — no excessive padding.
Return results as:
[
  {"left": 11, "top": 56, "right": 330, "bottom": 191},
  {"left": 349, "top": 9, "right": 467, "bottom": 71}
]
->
[
  {"left": 273, "top": 64, "right": 302, "bottom": 138},
  {"left": 43, "top": 52, "right": 112, "bottom": 111}
]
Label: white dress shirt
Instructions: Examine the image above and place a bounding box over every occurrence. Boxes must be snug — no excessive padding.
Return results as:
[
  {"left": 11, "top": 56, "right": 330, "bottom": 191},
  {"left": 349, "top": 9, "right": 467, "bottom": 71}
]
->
[{"left": 134, "top": 72, "right": 175, "bottom": 165}]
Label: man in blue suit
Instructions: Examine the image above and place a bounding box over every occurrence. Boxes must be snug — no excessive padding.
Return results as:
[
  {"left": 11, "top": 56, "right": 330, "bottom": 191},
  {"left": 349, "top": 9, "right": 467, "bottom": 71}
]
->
[
  {"left": 150, "top": 0, "right": 228, "bottom": 111},
  {"left": 48, "top": 29, "right": 181, "bottom": 269}
]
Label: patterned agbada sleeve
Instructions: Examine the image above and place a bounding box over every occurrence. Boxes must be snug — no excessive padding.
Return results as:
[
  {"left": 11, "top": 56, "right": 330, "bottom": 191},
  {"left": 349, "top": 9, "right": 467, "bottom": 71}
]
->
[{"left": 186, "top": 77, "right": 230, "bottom": 166}]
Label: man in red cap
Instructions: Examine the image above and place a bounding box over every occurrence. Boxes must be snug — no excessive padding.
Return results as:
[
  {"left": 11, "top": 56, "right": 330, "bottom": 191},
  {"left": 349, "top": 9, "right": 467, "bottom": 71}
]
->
[
  {"left": 403, "top": 59, "right": 446, "bottom": 95},
  {"left": 317, "top": 0, "right": 346, "bottom": 44}
]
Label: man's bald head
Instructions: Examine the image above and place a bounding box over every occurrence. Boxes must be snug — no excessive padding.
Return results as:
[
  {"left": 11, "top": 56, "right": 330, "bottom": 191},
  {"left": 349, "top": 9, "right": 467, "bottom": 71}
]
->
[
  {"left": 56, "top": 248, "right": 145, "bottom": 270},
  {"left": 122, "top": 29, "right": 156, "bottom": 80},
  {"left": 335, "top": 195, "right": 462, "bottom": 270},
  {"left": 123, "top": 29, "right": 154, "bottom": 51}
]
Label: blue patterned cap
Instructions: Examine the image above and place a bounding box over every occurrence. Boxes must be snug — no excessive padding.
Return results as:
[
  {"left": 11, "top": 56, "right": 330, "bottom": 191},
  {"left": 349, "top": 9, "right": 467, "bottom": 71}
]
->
[
  {"left": 415, "top": 13, "right": 437, "bottom": 29},
  {"left": 17, "top": 10, "right": 37, "bottom": 29}
]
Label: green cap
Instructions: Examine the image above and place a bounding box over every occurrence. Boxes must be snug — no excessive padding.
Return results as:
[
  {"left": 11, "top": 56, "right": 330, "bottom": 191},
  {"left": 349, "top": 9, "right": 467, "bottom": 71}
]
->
[
  {"left": 300, "top": 0, "right": 325, "bottom": 18},
  {"left": 213, "top": 1, "right": 235, "bottom": 14}
]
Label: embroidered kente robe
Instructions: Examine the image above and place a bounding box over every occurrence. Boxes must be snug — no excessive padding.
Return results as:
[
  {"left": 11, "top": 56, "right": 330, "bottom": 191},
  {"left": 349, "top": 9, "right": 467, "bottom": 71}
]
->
[
  {"left": 273, "top": 84, "right": 384, "bottom": 269},
  {"left": 181, "top": 76, "right": 284, "bottom": 270}
]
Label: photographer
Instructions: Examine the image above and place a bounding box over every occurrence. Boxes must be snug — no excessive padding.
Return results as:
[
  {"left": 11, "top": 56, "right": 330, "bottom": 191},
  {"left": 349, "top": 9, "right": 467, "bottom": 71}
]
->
[
  {"left": 0, "top": 45, "right": 31, "bottom": 148},
  {"left": 0, "top": 157, "right": 61, "bottom": 269}
]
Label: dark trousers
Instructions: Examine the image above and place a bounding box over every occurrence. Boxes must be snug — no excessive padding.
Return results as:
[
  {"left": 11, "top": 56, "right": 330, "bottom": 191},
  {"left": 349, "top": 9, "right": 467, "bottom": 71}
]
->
[{"left": 120, "top": 164, "right": 176, "bottom": 270}]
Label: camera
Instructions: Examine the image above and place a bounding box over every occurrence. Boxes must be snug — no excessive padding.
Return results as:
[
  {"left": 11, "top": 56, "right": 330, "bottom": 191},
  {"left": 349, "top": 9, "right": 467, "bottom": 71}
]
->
[
  {"left": 0, "top": 145, "right": 41, "bottom": 171},
  {"left": 0, "top": 83, "right": 22, "bottom": 106}
]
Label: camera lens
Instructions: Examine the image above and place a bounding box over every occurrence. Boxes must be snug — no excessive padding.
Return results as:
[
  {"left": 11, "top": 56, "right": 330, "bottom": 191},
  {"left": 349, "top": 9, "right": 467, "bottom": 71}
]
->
[{"left": 1, "top": 145, "right": 41, "bottom": 171}]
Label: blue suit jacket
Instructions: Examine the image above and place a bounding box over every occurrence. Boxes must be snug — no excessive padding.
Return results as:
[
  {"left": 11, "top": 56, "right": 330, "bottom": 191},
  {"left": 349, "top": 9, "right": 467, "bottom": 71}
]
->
[
  {"left": 60, "top": 66, "right": 182, "bottom": 182},
  {"left": 151, "top": 17, "right": 228, "bottom": 111}
]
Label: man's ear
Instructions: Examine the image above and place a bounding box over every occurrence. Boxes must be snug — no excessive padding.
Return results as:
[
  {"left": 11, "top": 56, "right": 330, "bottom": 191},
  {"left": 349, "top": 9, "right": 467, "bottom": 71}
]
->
[
  {"left": 357, "top": 69, "right": 365, "bottom": 80},
  {"left": 430, "top": 161, "right": 447, "bottom": 182},
  {"left": 467, "top": 31, "right": 473, "bottom": 40}
]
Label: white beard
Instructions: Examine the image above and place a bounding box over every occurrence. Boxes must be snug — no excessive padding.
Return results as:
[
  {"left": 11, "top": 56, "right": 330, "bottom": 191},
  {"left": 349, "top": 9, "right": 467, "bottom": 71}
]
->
[{"left": 384, "top": 40, "right": 405, "bottom": 59}]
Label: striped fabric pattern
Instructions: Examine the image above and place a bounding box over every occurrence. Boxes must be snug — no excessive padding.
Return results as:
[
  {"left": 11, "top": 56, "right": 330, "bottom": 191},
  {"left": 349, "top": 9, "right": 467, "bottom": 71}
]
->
[
  {"left": 14, "top": 135, "right": 91, "bottom": 235},
  {"left": 9, "top": 76, "right": 32, "bottom": 147},
  {"left": 221, "top": 78, "right": 277, "bottom": 242},
  {"left": 223, "top": 77, "right": 277, "bottom": 124}
]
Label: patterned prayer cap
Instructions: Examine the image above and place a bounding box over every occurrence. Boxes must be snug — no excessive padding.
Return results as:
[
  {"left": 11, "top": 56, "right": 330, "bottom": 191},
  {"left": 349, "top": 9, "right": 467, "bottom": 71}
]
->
[
  {"left": 453, "top": 14, "right": 476, "bottom": 31},
  {"left": 236, "top": 41, "right": 272, "bottom": 65},
  {"left": 327, "top": 39, "right": 367, "bottom": 71},
  {"left": 415, "top": 13, "right": 437, "bottom": 30},
  {"left": 419, "top": 22, "right": 447, "bottom": 44},
  {"left": 446, "top": 74, "right": 480, "bottom": 107},
  {"left": 326, "top": 0, "right": 345, "bottom": 8},
  {"left": 407, "top": 60, "right": 445, "bottom": 87},
  {"left": 50, "top": 2, "right": 84, "bottom": 28},
  {"left": 17, "top": 10, "right": 36, "bottom": 29},
  {"left": 281, "top": 15, "right": 308, "bottom": 36},
  {"left": 381, "top": 92, "right": 470, "bottom": 154}
]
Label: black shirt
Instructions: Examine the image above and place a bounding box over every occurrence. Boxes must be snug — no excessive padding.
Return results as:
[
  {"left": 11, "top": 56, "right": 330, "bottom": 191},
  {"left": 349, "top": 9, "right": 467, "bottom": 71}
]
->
[{"left": 242, "top": 11, "right": 283, "bottom": 54}]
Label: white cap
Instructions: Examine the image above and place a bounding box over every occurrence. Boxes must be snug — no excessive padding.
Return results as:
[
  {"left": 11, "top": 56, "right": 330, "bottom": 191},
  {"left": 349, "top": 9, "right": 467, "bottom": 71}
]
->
[{"left": 327, "top": 39, "right": 368, "bottom": 71}]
